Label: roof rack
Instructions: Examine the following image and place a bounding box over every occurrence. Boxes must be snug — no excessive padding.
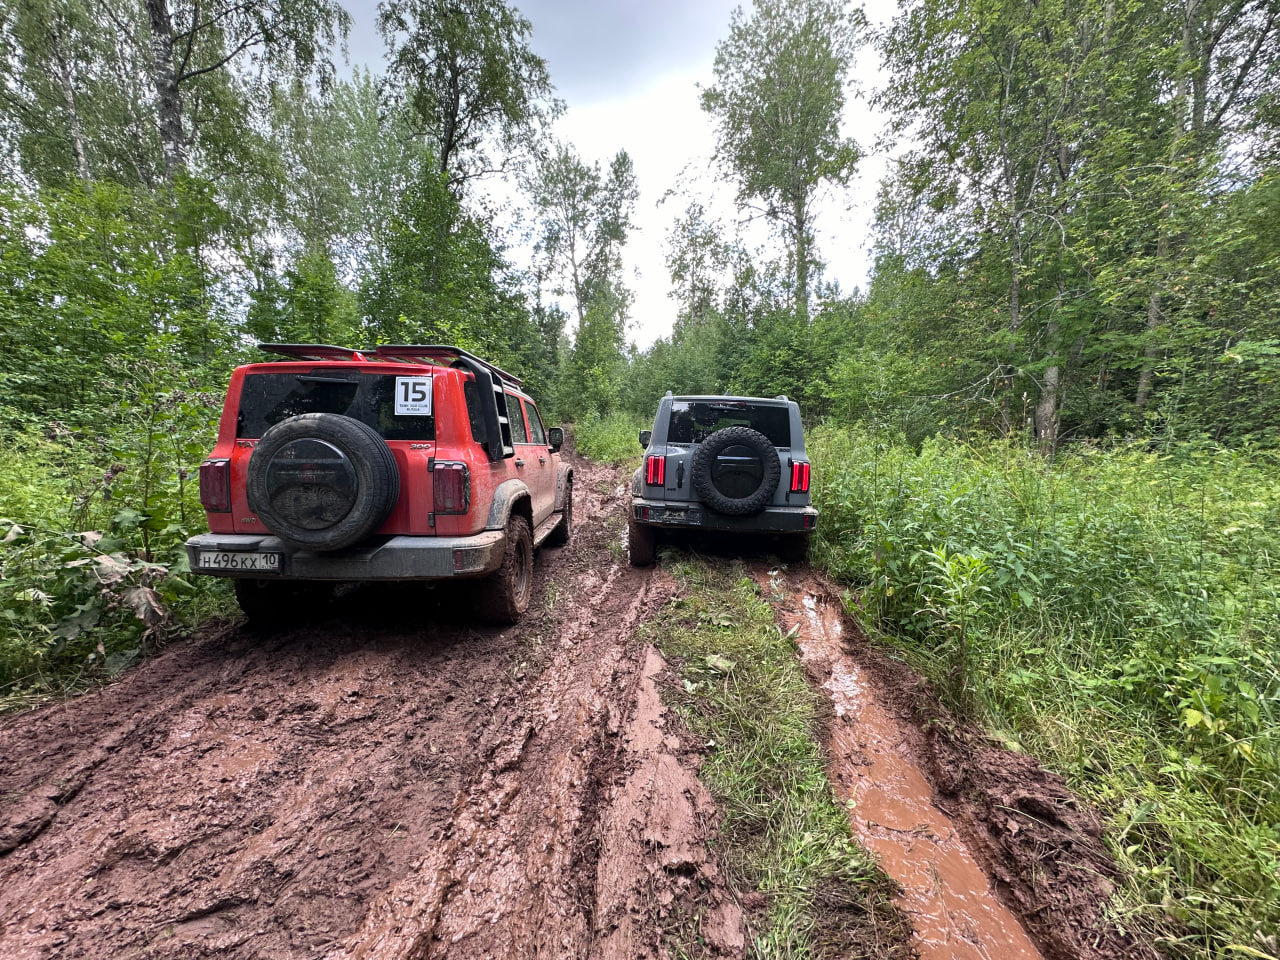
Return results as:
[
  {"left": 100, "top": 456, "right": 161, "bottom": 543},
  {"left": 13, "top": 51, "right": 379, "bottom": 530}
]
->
[
  {"left": 255, "top": 343, "right": 522, "bottom": 388},
  {"left": 258, "top": 343, "right": 371, "bottom": 362},
  {"left": 372, "top": 344, "right": 522, "bottom": 387}
]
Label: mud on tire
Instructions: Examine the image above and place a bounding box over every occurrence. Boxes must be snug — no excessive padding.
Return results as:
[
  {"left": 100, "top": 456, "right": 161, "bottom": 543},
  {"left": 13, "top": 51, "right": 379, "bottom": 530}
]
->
[
  {"left": 628, "top": 515, "right": 657, "bottom": 567},
  {"left": 690, "top": 426, "right": 781, "bottom": 516},
  {"left": 246, "top": 413, "right": 400, "bottom": 552},
  {"left": 477, "top": 514, "right": 534, "bottom": 624},
  {"left": 545, "top": 481, "right": 572, "bottom": 547}
]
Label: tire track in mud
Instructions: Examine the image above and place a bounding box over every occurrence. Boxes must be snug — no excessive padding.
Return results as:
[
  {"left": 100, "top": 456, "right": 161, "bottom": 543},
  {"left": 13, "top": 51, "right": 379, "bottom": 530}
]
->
[
  {"left": 345, "top": 558, "right": 656, "bottom": 958},
  {"left": 760, "top": 564, "right": 1157, "bottom": 960},
  {"left": 0, "top": 459, "right": 744, "bottom": 960},
  {"left": 1, "top": 458, "right": 1146, "bottom": 960}
]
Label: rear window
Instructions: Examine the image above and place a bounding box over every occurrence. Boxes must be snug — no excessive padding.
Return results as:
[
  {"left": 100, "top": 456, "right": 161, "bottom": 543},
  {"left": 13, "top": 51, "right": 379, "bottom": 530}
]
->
[
  {"left": 667, "top": 401, "right": 791, "bottom": 446},
  {"left": 236, "top": 371, "right": 436, "bottom": 441}
]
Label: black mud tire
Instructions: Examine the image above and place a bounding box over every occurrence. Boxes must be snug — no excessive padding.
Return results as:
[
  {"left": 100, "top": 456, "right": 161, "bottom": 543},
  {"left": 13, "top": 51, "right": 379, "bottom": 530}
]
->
[
  {"left": 546, "top": 481, "right": 572, "bottom": 547},
  {"left": 776, "top": 532, "right": 811, "bottom": 564},
  {"left": 246, "top": 413, "right": 399, "bottom": 552},
  {"left": 477, "top": 514, "right": 533, "bottom": 625},
  {"left": 691, "top": 426, "right": 781, "bottom": 516},
  {"left": 628, "top": 516, "right": 657, "bottom": 567},
  {"left": 235, "top": 579, "right": 333, "bottom": 625}
]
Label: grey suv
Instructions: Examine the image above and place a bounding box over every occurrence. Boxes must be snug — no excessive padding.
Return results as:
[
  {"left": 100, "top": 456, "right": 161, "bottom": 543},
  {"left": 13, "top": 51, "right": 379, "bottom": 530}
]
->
[{"left": 628, "top": 393, "right": 817, "bottom": 565}]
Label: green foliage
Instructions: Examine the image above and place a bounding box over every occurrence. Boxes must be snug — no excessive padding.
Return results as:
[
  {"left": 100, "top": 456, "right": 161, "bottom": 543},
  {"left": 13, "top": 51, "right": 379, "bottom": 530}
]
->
[
  {"left": 702, "top": 0, "right": 864, "bottom": 323},
  {"left": 811, "top": 425, "right": 1280, "bottom": 954},
  {"left": 362, "top": 161, "right": 542, "bottom": 380},
  {"left": 0, "top": 357, "right": 233, "bottom": 704},
  {"left": 572, "top": 412, "right": 646, "bottom": 465},
  {"left": 378, "top": 0, "right": 558, "bottom": 185}
]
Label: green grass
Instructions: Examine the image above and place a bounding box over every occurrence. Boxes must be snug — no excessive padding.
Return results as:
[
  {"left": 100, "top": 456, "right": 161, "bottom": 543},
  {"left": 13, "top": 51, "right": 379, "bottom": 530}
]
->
[
  {"left": 644, "top": 556, "right": 911, "bottom": 959},
  {"left": 573, "top": 411, "right": 647, "bottom": 464},
  {"left": 810, "top": 424, "right": 1280, "bottom": 958}
]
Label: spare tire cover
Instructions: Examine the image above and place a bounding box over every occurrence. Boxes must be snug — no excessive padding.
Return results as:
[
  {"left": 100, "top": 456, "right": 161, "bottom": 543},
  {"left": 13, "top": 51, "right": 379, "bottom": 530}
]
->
[
  {"left": 690, "top": 426, "right": 781, "bottom": 516},
  {"left": 246, "top": 413, "right": 400, "bottom": 551}
]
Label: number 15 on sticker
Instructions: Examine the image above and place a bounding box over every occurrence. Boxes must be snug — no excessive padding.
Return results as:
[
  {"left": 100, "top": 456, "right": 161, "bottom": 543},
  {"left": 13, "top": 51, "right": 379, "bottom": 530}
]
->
[{"left": 395, "top": 376, "right": 433, "bottom": 415}]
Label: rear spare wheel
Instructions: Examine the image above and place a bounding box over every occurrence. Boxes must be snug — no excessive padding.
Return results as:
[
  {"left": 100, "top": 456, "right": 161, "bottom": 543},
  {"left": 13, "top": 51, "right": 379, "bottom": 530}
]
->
[
  {"left": 690, "top": 426, "right": 781, "bottom": 516},
  {"left": 246, "top": 413, "right": 400, "bottom": 552}
]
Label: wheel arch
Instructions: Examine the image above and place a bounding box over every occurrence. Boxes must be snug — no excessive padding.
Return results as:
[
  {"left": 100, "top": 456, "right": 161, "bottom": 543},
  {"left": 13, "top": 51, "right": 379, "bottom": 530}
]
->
[{"left": 485, "top": 478, "right": 533, "bottom": 531}]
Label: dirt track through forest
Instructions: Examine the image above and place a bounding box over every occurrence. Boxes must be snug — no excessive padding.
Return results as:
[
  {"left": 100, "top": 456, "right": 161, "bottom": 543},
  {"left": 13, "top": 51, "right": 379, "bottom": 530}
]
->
[
  {"left": 0, "top": 456, "right": 739, "bottom": 960},
  {"left": 1, "top": 454, "right": 1149, "bottom": 960}
]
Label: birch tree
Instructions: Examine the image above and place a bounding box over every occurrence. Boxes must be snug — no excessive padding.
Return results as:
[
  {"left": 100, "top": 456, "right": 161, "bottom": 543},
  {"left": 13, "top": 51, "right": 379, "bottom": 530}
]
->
[{"left": 701, "top": 0, "right": 862, "bottom": 325}]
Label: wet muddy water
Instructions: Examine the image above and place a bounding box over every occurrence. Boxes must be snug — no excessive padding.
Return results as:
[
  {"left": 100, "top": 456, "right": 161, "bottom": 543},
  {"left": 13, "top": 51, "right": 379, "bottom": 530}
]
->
[{"left": 790, "top": 591, "right": 1046, "bottom": 960}]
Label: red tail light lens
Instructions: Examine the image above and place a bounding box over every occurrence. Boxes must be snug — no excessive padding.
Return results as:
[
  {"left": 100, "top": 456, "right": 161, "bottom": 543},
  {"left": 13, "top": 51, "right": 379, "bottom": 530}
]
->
[
  {"left": 790, "top": 460, "right": 811, "bottom": 494},
  {"left": 645, "top": 455, "right": 666, "bottom": 486},
  {"left": 434, "top": 461, "right": 470, "bottom": 514},
  {"left": 199, "top": 459, "right": 232, "bottom": 513}
]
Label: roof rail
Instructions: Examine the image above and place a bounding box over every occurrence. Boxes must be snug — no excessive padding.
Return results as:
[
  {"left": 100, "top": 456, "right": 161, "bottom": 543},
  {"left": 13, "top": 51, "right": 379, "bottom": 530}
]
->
[
  {"left": 258, "top": 343, "right": 371, "bottom": 362},
  {"left": 373, "top": 344, "right": 523, "bottom": 387}
]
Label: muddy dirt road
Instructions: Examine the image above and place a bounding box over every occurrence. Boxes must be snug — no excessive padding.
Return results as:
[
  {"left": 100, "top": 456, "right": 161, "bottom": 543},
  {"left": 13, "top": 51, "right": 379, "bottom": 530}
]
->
[
  {"left": 0, "top": 455, "right": 1146, "bottom": 960},
  {"left": 0, "top": 457, "right": 738, "bottom": 960}
]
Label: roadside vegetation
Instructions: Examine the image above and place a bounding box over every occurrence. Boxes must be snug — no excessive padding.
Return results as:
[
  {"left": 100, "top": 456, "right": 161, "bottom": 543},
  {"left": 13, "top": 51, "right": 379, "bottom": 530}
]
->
[
  {"left": 810, "top": 426, "right": 1280, "bottom": 955},
  {"left": 573, "top": 412, "right": 648, "bottom": 465},
  {"left": 644, "top": 556, "right": 912, "bottom": 958}
]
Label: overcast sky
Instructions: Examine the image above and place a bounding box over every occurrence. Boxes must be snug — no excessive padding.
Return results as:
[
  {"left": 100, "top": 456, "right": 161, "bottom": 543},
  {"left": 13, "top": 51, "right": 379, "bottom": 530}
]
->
[{"left": 346, "top": 0, "right": 895, "bottom": 348}]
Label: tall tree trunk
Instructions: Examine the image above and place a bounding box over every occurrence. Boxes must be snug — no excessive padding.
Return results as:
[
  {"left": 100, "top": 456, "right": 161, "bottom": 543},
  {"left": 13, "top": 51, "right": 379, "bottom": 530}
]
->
[
  {"left": 1135, "top": 227, "right": 1168, "bottom": 408},
  {"left": 144, "top": 0, "right": 185, "bottom": 180},
  {"left": 54, "top": 49, "right": 90, "bottom": 181},
  {"left": 1036, "top": 297, "right": 1062, "bottom": 453},
  {"left": 1137, "top": 0, "right": 1196, "bottom": 409},
  {"left": 793, "top": 192, "right": 809, "bottom": 325}
]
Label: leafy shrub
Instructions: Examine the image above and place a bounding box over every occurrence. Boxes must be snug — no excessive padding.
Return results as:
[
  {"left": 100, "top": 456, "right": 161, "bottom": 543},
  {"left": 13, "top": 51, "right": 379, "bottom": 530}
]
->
[
  {"left": 573, "top": 411, "right": 646, "bottom": 464},
  {"left": 0, "top": 358, "right": 234, "bottom": 705},
  {"left": 810, "top": 424, "right": 1280, "bottom": 956}
]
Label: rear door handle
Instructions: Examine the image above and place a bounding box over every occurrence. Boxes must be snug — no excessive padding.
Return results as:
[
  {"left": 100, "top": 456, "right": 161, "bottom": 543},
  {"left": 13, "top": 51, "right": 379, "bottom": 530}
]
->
[{"left": 538, "top": 456, "right": 547, "bottom": 464}]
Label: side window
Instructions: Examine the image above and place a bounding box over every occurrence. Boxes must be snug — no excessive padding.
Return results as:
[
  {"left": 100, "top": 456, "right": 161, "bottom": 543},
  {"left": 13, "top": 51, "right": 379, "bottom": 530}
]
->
[
  {"left": 524, "top": 400, "right": 547, "bottom": 445},
  {"left": 507, "top": 391, "right": 529, "bottom": 444},
  {"left": 463, "top": 380, "right": 488, "bottom": 445}
]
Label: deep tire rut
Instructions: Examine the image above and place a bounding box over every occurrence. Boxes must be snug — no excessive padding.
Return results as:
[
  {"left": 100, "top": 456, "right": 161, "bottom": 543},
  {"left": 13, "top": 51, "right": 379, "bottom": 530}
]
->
[{"left": 0, "top": 459, "right": 741, "bottom": 960}]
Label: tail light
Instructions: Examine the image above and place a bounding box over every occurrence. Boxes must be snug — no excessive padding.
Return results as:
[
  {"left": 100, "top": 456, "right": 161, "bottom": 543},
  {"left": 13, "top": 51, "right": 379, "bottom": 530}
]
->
[
  {"left": 645, "top": 455, "right": 666, "bottom": 486},
  {"left": 789, "top": 460, "right": 811, "bottom": 494},
  {"left": 199, "top": 459, "right": 232, "bottom": 513},
  {"left": 434, "top": 461, "right": 470, "bottom": 514}
]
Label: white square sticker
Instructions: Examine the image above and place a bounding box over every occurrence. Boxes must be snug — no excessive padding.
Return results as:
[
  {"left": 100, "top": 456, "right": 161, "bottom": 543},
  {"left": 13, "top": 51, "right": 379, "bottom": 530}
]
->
[{"left": 394, "top": 376, "right": 433, "bottom": 415}]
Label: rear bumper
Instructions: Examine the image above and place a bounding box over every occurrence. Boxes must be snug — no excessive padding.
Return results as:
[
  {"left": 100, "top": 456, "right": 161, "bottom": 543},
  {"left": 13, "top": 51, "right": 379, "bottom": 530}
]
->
[
  {"left": 631, "top": 499, "right": 817, "bottom": 533},
  {"left": 184, "top": 531, "right": 507, "bottom": 581}
]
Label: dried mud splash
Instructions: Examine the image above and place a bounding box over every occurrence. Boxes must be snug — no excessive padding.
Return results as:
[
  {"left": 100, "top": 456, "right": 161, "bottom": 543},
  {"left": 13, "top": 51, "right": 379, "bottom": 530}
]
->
[
  {"left": 766, "top": 567, "right": 1158, "bottom": 960},
  {"left": 0, "top": 457, "right": 742, "bottom": 960}
]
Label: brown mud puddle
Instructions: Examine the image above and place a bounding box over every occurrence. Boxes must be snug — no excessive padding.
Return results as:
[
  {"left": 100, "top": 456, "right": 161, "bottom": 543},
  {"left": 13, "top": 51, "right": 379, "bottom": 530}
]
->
[
  {"left": 765, "top": 567, "right": 1159, "bottom": 960},
  {"left": 792, "top": 589, "right": 1043, "bottom": 960}
]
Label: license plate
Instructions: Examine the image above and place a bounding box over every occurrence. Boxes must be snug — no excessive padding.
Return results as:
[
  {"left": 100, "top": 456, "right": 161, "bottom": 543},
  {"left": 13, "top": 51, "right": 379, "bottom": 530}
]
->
[
  {"left": 197, "top": 550, "right": 281, "bottom": 573},
  {"left": 662, "top": 508, "right": 700, "bottom": 525}
]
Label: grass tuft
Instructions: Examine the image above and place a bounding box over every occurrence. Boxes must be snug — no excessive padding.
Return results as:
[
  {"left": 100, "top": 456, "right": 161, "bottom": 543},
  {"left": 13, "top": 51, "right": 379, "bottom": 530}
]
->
[{"left": 645, "top": 556, "right": 913, "bottom": 959}]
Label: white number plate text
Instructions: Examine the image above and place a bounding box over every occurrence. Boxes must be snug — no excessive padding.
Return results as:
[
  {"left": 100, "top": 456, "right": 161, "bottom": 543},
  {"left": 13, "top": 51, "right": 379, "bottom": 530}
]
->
[{"left": 197, "top": 551, "right": 281, "bottom": 573}]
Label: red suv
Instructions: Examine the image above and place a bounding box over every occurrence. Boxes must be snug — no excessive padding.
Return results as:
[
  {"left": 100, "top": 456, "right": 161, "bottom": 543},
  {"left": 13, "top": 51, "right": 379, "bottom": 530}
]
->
[{"left": 184, "top": 344, "right": 571, "bottom": 624}]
